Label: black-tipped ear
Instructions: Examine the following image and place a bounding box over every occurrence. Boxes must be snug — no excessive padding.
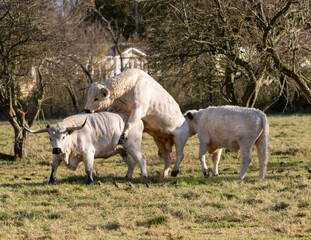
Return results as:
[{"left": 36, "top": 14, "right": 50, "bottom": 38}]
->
[
  {"left": 46, "top": 124, "right": 50, "bottom": 128},
  {"left": 101, "top": 88, "right": 109, "bottom": 98},
  {"left": 186, "top": 112, "right": 194, "bottom": 120}
]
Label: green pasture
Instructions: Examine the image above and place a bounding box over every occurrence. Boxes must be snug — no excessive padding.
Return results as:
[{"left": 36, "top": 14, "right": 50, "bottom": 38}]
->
[{"left": 0, "top": 115, "right": 311, "bottom": 239}]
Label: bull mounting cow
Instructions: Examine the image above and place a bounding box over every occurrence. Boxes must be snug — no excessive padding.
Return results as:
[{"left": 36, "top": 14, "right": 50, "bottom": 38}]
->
[{"left": 84, "top": 69, "right": 189, "bottom": 177}]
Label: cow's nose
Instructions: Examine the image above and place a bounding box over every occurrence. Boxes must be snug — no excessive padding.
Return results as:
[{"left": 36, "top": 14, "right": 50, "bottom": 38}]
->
[
  {"left": 84, "top": 109, "right": 91, "bottom": 113},
  {"left": 52, "top": 148, "right": 62, "bottom": 155}
]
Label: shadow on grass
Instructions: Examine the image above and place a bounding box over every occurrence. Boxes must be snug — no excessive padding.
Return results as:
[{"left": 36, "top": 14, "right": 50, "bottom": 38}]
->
[
  {"left": 0, "top": 173, "right": 244, "bottom": 189},
  {"left": 0, "top": 152, "right": 15, "bottom": 161}
]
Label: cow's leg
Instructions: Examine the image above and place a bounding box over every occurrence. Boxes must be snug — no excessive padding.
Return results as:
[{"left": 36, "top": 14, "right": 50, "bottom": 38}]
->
[
  {"left": 49, "top": 156, "right": 62, "bottom": 184},
  {"left": 238, "top": 146, "right": 252, "bottom": 180},
  {"left": 123, "top": 123, "right": 147, "bottom": 179},
  {"left": 153, "top": 138, "right": 171, "bottom": 178},
  {"left": 198, "top": 141, "right": 209, "bottom": 177},
  {"left": 119, "top": 107, "right": 147, "bottom": 145},
  {"left": 126, "top": 150, "right": 148, "bottom": 179},
  {"left": 255, "top": 132, "right": 269, "bottom": 179},
  {"left": 171, "top": 121, "right": 189, "bottom": 177},
  {"left": 125, "top": 140, "right": 148, "bottom": 179},
  {"left": 120, "top": 151, "right": 136, "bottom": 179},
  {"left": 162, "top": 147, "right": 172, "bottom": 178},
  {"left": 212, "top": 149, "right": 222, "bottom": 176},
  {"left": 83, "top": 152, "right": 95, "bottom": 184}
]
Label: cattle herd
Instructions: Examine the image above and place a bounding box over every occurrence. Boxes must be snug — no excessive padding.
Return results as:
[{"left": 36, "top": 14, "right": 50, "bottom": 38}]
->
[{"left": 24, "top": 69, "right": 269, "bottom": 184}]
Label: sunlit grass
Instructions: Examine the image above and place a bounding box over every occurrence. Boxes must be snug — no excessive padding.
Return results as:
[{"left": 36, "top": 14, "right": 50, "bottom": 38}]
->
[{"left": 0, "top": 115, "right": 311, "bottom": 239}]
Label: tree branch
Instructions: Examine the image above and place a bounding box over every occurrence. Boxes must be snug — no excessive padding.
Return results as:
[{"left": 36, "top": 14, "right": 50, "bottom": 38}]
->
[
  {"left": 263, "top": 0, "right": 297, "bottom": 48},
  {"left": 267, "top": 47, "right": 311, "bottom": 103}
]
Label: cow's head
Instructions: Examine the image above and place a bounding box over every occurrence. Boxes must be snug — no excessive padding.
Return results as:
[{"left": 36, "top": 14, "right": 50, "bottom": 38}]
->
[
  {"left": 84, "top": 83, "right": 111, "bottom": 113},
  {"left": 23, "top": 119, "right": 87, "bottom": 160},
  {"left": 183, "top": 110, "right": 198, "bottom": 136}
]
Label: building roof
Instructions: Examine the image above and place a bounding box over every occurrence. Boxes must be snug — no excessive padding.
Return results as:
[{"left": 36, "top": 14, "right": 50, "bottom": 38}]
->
[{"left": 107, "top": 45, "right": 146, "bottom": 57}]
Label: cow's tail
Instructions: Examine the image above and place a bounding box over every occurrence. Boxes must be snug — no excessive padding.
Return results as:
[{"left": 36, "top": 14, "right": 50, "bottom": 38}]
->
[{"left": 255, "top": 113, "right": 269, "bottom": 179}]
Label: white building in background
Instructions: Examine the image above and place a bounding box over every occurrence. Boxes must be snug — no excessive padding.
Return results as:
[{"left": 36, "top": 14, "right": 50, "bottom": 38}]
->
[
  {"left": 108, "top": 47, "right": 147, "bottom": 76},
  {"left": 19, "top": 47, "right": 148, "bottom": 97},
  {"left": 92, "top": 47, "right": 148, "bottom": 79}
]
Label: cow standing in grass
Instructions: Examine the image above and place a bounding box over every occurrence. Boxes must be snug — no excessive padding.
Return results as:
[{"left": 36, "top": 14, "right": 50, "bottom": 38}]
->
[
  {"left": 24, "top": 112, "right": 146, "bottom": 184},
  {"left": 184, "top": 106, "right": 269, "bottom": 179},
  {"left": 84, "top": 69, "right": 189, "bottom": 177}
]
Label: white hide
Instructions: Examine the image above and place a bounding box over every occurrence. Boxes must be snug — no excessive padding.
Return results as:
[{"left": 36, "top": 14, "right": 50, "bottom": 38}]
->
[
  {"left": 184, "top": 106, "right": 269, "bottom": 179},
  {"left": 84, "top": 69, "right": 189, "bottom": 177},
  {"left": 48, "top": 112, "right": 146, "bottom": 183}
]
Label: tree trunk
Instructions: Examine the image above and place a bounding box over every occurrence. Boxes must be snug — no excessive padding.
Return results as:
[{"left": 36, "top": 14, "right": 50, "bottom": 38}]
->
[
  {"left": 13, "top": 127, "right": 27, "bottom": 160},
  {"left": 0, "top": 69, "right": 45, "bottom": 160},
  {"left": 250, "top": 68, "right": 266, "bottom": 108},
  {"left": 241, "top": 80, "right": 257, "bottom": 107},
  {"left": 225, "top": 68, "right": 238, "bottom": 105},
  {"left": 0, "top": 101, "right": 23, "bottom": 160},
  {"left": 227, "top": 54, "right": 259, "bottom": 107}
]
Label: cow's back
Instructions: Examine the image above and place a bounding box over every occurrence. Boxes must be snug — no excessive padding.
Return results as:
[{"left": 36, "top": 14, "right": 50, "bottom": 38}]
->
[
  {"left": 62, "top": 112, "right": 127, "bottom": 157},
  {"left": 111, "top": 69, "right": 185, "bottom": 133},
  {"left": 198, "top": 106, "right": 266, "bottom": 151},
  {"left": 143, "top": 77, "right": 185, "bottom": 132}
]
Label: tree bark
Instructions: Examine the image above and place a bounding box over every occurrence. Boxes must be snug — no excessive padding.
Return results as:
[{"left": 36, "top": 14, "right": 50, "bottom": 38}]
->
[
  {"left": 241, "top": 81, "right": 257, "bottom": 107},
  {"left": 267, "top": 48, "right": 311, "bottom": 103},
  {"left": 224, "top": 68, "right": 238, "bottom": 105},
  {"left": 0, "top": 70, "right": 45, "bottom": 159},
  {"left": 0, "top": 99, "right": 25, "bottom": 160},
  {"left": 13, "top": 127, "right": 27, "bottom": 160}
]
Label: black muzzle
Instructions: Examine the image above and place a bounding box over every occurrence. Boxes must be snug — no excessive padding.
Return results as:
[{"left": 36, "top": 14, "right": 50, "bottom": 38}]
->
[{"left": 52, "top": 148, "right": 62, "bottom": 155}]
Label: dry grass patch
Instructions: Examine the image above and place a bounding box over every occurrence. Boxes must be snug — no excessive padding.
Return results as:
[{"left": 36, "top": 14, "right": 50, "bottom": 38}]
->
[{"left": 0, "top": 115, "right": 311, "bottom": 239}]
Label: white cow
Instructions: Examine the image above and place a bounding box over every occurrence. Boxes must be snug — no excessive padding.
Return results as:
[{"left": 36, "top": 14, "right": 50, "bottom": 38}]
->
[
  {"left": 184, "top": 106, "right": 269, "bottom": 179},
  {"left": 24, "top": 112, "right": 146, "bottom": 184},
  {"left": 84, "top": 69, "right": 189, "bottom": 177}
]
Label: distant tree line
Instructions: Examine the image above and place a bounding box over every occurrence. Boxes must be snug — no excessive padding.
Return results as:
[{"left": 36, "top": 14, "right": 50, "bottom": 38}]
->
[{"left": 0, "top": 0, "right": 310, "bottom": 159}]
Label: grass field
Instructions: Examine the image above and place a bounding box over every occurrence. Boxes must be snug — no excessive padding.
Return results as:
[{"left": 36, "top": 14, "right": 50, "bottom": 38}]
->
[{"left": 0, "top": 115, "right": 311, "bottom": 239}]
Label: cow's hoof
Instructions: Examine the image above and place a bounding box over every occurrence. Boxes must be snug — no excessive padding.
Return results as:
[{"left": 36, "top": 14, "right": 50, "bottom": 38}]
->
[
  {"left": 125, "top": 174, "right": 132, "bottom": 180},
  {"left": 203, "top": 169, "right": 209, "bottom": 178},
  {"left": 49, "top": 181, "right": 57, "bottom": 185},
  {"left": 87, "top": 177, "right": 94, "bottom": 185},
  {"left": 87, "top": 180, "right": 94, "bottom": 185},
  {"left": 49, "top": 177, "right": 57, "bottom": 185},
  {"left": 171, "top": 170, "right": 179, "bottom": 177}
]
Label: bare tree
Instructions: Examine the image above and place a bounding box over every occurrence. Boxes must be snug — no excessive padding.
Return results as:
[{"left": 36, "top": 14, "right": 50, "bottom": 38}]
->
[
  {"left": 261, "top": 1, "right": 311, "bottom": 103},
  {"left": 0, "top": 1, "right": 54, "bottom": 159},
  {"left": 40, "top": 3, "right": 107, "bottom": 114},
  {"left": 145, "top": 0, "right": 311, "bottom": 110}
]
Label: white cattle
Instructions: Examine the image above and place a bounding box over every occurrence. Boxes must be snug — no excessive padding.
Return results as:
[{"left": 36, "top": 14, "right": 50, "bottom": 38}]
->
[
  {"left": 24, "top": 112, "right": 146, "bottom": 184},
  {"left": 184, "top": 106, "right": 269, "bottom": 179},
  {"left": 84, "top": 69, "right": 189, "bottom": 177}
]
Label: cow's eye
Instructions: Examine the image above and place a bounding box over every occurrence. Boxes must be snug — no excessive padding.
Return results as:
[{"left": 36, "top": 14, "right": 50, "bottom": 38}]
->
[
  {"left": 49, "top": 138, "right": 52, "bottom": 141},
  {"left": 94, "top": 98, "right": 98, "bottom": 102}
]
